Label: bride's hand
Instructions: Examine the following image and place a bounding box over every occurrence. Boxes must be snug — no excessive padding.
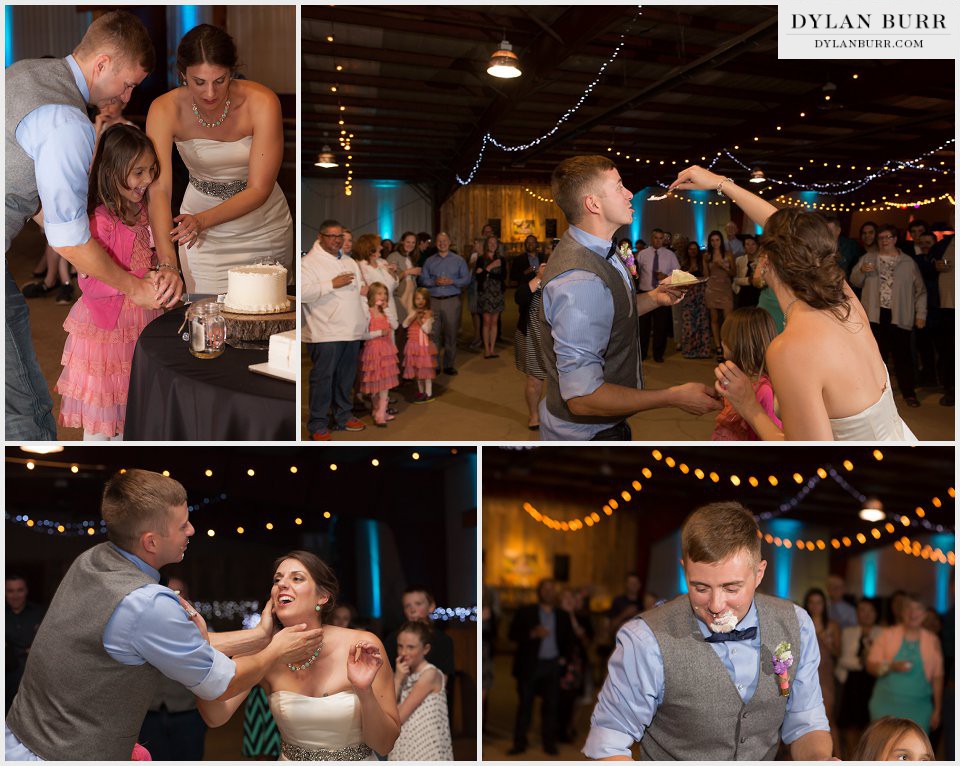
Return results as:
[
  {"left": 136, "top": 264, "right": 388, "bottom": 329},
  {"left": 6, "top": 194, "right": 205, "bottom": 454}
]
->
[
  {"left": 347, "top": 639, "right": 384, "bottom": 691},
  {"left": 668, "top": 165, "right": 727, "bottom": 194},
  {"left": 171, "top": 213, "right": 204, "bottom": 249},
  {"left": 714, "top": 360, "right": 755, "bottom": 412},
  {"left": 178, "top": 595, "right": 209, "bottom": 644}
]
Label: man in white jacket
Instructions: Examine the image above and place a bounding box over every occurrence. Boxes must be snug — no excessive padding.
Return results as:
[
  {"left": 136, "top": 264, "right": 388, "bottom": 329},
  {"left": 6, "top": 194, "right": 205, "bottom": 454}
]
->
[{"left": 301, "top": 220, "right": 370, "bottom": 439}]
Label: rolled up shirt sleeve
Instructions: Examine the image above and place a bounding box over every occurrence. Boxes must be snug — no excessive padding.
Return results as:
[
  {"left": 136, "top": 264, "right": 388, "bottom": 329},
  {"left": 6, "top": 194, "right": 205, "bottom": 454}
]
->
[
  {"left": 781, "top": 605, "right": 831, "bottom": 744},
  {"left": 583, "top": 618, "right": 663, "bottom": 759},
  {"left": 15, "top": 104, "right": 95, "bottom": 248},
  {"left": 103, "top": 585, "right": 236, "bottom": 701},
  {"left": 543, "top": 271, "right": 614, "bottom": 402}
]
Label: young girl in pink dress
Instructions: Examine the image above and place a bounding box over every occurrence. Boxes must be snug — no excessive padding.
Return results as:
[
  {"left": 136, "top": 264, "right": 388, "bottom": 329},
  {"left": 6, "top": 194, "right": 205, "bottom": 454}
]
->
[
  {"left": 403, "top": 288, "right": 438, "bottom": 403},
  {"left": 712, "top": 307, "right": 782, "bottom": 441},
  {"left": 359, "top": 282, "right": 400, "bottom": 426},
  {"left": 56, "top": 125, "right": 165, "bottom": 440}
]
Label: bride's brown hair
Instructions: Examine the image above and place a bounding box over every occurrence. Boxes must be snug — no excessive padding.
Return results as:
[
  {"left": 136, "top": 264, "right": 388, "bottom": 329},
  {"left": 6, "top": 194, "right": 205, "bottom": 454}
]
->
[
  {"left": 272, "top": 550, "right": 339, "bottom": 622},
  {"left": 760, "top": 208, "right": 851, "bottom": 322},
  {"left": 177, "top": 24, "right": 239, "bottom": 82}
]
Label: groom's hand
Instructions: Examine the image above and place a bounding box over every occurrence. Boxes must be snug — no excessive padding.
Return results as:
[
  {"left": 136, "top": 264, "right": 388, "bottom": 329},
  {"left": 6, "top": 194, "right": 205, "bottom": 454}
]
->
[
  {"left": 129, "top": 274, "right": 164, "bottom": 310},
  {"left": 669, "top": 382, "right": 722, "bottom": 415},
  {"left": 270, "top": 623, "right": 324, "bottom": 666},
  {"left": 255, "top": 599, "right": 276, "bottom": 642}
]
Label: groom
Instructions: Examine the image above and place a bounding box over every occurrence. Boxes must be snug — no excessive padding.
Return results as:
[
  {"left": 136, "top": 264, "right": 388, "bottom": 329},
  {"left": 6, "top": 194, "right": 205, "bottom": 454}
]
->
[
  {"left": 5, "top": 469, "right": 323, "bottom": 761},
  {"left": 584, "top": 502, "right": 833, "bottom": 760},
  {"left": 537, "top": 156, "right": 719, "bottom": 440},
  {"left": 5, "top": 10, "right": 181, "bottom": 440}
]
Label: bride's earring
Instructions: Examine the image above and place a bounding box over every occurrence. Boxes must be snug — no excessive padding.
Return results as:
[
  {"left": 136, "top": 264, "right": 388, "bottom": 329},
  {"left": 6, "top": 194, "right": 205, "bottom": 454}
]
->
[{"left": 315, "top": 604, "right": 322, "bottom": 612}]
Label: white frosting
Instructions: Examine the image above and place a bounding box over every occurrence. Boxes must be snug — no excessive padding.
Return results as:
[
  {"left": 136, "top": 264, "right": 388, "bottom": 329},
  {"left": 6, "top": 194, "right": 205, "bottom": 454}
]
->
[
  {"left": 670, "top": 268, "right": 697, "bottom": 284},
  {"left": 223, "top": 264, "right": 290, "bottom": 313},
  {"left": 267, "top": 330, "right": 297, "bottom": 374},
  {"left": 709, "top": 609, "right": 739, "bottom": 633}
]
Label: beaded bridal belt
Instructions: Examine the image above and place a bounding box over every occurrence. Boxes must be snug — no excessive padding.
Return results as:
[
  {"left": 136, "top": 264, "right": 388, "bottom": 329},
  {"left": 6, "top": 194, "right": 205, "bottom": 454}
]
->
[
  {"left": 280, "top": 741, "right": 373, "bottom": 761},
  {"left": 188, "top": 175, "right": 247, "bottom": 200}
]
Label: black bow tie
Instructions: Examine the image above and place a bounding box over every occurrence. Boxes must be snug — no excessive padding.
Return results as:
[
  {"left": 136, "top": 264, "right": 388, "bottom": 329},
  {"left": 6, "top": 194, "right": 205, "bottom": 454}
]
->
[{"left": 704, "top": 626, "right": 757, "bottom": 643}]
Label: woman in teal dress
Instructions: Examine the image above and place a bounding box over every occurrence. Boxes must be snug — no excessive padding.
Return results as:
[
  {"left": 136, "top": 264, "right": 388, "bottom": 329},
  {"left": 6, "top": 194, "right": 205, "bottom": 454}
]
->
[
  {"left": 752, "top": 262, "right": 785, "bottom": 333},
  {"left": 866, "top": 594, "right": 944, "bottom": 733}
]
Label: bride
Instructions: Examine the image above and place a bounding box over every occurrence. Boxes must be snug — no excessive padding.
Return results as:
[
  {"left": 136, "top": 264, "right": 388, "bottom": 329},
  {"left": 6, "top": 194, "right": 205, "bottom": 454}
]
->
[
  {"left": 146, "top": 23, "right": 293, "bottom": 297},
  {"left": 669, "top": 165, "right": 916, "bottom": 441},
  {"left": 194, "top": 551, "right": 400, "bottom": 760}
]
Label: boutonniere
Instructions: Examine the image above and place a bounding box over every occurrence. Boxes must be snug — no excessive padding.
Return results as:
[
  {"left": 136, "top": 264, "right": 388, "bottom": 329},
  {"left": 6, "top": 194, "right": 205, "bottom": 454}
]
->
[
  {"left": 618, "top": 242, "right": 637, "bottom": 277},
  {"left": 772, "top": 641, "right": 794, "bottom": 697}
]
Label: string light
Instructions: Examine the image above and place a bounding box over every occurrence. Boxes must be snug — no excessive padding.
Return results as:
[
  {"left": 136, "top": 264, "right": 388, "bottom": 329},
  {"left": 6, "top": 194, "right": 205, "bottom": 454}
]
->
[
  {"left": 894, "top": 536, "right": 955, "bottom": 566},
  {"left": 430, "top": 606, "right": 478, "bottom": 623},
  {"left": 523, "top": 187, "right": 555, "bottom": 203},
  {"left": 456, "top": 7, "right": 644, "bottom": 185}
]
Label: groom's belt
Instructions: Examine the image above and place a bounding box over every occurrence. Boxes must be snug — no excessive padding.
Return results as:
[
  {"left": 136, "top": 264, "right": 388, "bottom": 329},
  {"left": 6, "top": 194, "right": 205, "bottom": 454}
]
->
[
  {"left": 189, "top": 175, "right": 247, "bottom": 200},
  {"left": 280, "top": 741, "right": 374, "bottom": 760}
]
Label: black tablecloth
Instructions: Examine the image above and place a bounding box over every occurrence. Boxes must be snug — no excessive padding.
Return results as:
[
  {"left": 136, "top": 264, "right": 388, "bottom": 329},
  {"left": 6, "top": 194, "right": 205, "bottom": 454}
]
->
[{"left": 125, "top": 307, "right": 295, "bottom": 441}]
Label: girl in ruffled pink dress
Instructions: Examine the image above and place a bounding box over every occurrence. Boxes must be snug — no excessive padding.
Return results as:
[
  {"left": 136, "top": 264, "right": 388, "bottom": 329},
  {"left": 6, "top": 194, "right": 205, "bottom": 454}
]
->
[
  {"left": 403, "top": 288, "right": 438, "bottom": 403},
  {"left": 56, "top": 125, "right": 165, "bottom": 440},
  {"left": 712, "top": 307, "right": 782, "bottom": 441},
  {"left": 359, "top": 282, "right": 400, "bottom": 426}
]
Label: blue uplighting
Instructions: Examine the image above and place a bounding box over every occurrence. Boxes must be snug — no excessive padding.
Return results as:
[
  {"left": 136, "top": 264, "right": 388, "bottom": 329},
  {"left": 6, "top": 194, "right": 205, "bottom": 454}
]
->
[
  {"left": 690, "top": 190, "right": 708, "bottom": 246},
  {"left": 363, "top": 520, "right": 381, "bottom": 618},
  {"left": 179, "top": 6, "right": 200, "bottom": 36},
  {"left": 932, "top": 533, "right": 954, "bottom": 612},
  {"left": 6, "top": 6, "right": 14, "bottom": 66},
  {"left": 768, "top": 520, "right": 803, "bottom": 600},
  {"left": 630, "top": 188, "right": 644, "bottom": 246},
  {"left": 675, "top": 530, "right": 688, "bottom": 595},
  {"left": 798, "top": 190, "right": 819, "bottom": 207},
  {"left": 861, "top": 550, "right": 878, "bottom": 598}
]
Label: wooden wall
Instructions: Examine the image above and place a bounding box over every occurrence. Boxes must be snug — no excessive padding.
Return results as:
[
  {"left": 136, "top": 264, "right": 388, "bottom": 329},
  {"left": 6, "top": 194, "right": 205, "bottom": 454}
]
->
[{"left": 483, "top": 495, "right": 638, "bottom": 612}]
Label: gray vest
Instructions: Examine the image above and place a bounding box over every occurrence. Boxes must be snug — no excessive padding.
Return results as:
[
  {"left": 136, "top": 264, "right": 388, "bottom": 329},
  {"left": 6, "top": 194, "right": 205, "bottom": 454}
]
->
[
  {"left": 537, "top": 230, "right": 641, "bottom": 424},
  {"left": 6, "top": 543, "right": 165, "bottom": 761},
  {"left": 638, "top": 593, "right": 801, "bottom": 761},
  {"left": 5, "top": 57, "right": 88, "bottom": 253}
]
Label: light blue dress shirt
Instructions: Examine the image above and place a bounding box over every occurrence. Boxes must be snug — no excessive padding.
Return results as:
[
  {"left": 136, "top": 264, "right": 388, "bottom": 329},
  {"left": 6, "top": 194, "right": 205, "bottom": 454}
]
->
[
  {"left": 418, "top": 251, "right": 471, "bottom": 297},
  {"left": 537, "top": 606, "right": 559, "bottom": 660},
  {"left": 5, "top": 544, "right": 236, "bottom": 760},
  {"left": 583, "top": 599, "right": 829, "bottom": 759},
  {"left": 540, "top": 225, "right": 640, "bottom": 441},
  {"left": 13, "top": 55, "right": 97, "bottom": 249}
]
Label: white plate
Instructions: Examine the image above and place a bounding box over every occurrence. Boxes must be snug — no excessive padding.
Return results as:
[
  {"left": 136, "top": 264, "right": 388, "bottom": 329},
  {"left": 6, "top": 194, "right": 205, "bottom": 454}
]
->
[{"left": 248, "top": 362, "right": 296, "bottom": 382}]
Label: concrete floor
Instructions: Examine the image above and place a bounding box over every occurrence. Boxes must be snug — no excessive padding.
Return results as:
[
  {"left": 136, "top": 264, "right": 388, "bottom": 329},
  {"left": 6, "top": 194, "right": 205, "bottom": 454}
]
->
[{"left": 300, "top": 288, "right": 951, "bottom": 442}]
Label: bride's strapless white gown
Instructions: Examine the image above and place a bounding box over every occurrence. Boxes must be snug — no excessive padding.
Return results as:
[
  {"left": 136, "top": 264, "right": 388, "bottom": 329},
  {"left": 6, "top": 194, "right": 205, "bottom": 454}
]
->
[
  {"left": 269, "top": 690, "right": 377, "bottom": 761},
  {"left": 828, "top": 370, "right": 918, "bottom": 441},
  {"left": 175, "top": 136, "right": 293, "bottom": 296}
]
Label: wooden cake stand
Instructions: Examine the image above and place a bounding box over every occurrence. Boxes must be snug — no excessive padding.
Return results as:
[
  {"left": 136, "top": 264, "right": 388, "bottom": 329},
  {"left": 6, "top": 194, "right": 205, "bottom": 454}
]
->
[{"left": 222, "top": 296, "right": 296, "bottom": 349}]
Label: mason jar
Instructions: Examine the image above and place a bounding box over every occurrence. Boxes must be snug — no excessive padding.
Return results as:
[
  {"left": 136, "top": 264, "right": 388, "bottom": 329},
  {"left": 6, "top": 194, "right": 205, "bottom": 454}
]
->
[{"left": 187, "top": 301, "right": 227, "bottom": 359}]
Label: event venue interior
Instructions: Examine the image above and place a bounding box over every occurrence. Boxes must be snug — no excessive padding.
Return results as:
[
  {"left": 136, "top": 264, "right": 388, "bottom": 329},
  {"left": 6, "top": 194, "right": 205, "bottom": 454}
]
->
[
  {"left": 481, "top": 445, "right": 954, "bottom": 759},
  {"left": 303, "top": 5, "right": 954, "bottom": 441},
  {"left": 5, "top": 445, "right": 477, "bottom": 760}
]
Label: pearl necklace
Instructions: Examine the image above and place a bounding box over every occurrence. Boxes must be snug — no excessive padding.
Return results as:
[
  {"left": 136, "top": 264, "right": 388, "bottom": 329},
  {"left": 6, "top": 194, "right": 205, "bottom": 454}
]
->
[
  {"left": 192, "top": 98, "right": 231, "bottom": 128},
  {"left": 287, "top": 638, "right": 324, "bottom": 672}
]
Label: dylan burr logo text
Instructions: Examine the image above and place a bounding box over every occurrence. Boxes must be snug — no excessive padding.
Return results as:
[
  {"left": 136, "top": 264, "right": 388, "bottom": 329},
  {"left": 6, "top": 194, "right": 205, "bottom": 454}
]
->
[{"left": 791, "top": 14, "right": 946, "bottom": 30}]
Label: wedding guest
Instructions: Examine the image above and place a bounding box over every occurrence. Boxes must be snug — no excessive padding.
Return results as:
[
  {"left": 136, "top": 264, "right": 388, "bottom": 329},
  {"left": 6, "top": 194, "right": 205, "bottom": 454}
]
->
[
  {"left": 804, "top": 588, "right": 841, "bottom": 755},
  {"left": 388, "top": 622, "right": 454, "bottom": 761},
  {"left": 837, "top": 597, "right": 883, "bottom": 758},
  {"left": 907, "top": 220, "right": 928, "bottom": 256},
  {"left": 512, "top": 235, "right": 541, "bottom": 285},
  {"left": 537, "top": 155, "right": 719, "bottom": 440},
  {"left": 851, "top": 225, "right": 927, "bottom": 408},
  {"left": 724, "top": 220, "right": 745, "bottom": 258},
  {"left": 930, "top": 230, "right": 954, "bottom": 406},
  {"left": 355, "top": 234, "right": 399, "bottom": 338},
  {"left": 851, "top": 716, "right": 934, "bottom": 761},
  {"left": 403, "top": 288, "right": 438, "bottom": 404},
  {"left": 679, "top": 241, "right": 713, "bottom": 358},
  {"left": 476, "top": 235, "right": 506, "bottom": 359},
  {"left": 827, "top": 575, "right": 858, "bottom": 629},
  {"left": 558, "top": 588, "right": 591, "bottom": 745},
  {"left": 330, "top": 603, "right": 358, "bottom": 629},
  {"left": 358, "top": 283, "right": 400, "bottom": 427},
  {"left": 703, "top": 229, "right": 737, "bottom": 363},
  {"left": 415, "top": 232, "right": 433, "bottom": 267},
  {"left": 859, "top": 221, "right": 880, "bottom": 256},
  {"left": 387, "top": 231, "right": 422, "bottom": 352},
  {"left": 733, "top": 235, "right": 762, "bottom": 308},
  {"left": 636, "top": 229, "right": 680, "bottom": 363},
  {"left": 385, "top": 587, "right": 455, "bottom": 681},
  {"left": 419, "top": 232, "right": 470, "bottom": 375},
  {"left": 302, "top": 220, "right": 369, "bottom": 439},
  {"left": 514, "top": 261, "right": 547, "bottom": 430},
  {"left": 607, "top": 573, "right": 643, "bottom": 635},
  {"left": 6, "top": 10, "right": 165, "bottom": 441},
  {"left": 867, "top": 593, "right": 944, "bottom": 733},
  {"left": 584, "top": 502, "right": 832, "bottom": 759},
  {"left": 825, "top": 215, "right": 861, "bottom": 276},
  {"left": 508, "top": 578, "right": 574, "bottom": 756},
  {"left": 5, "top": 575, "right": 45, "bottom": 713}
]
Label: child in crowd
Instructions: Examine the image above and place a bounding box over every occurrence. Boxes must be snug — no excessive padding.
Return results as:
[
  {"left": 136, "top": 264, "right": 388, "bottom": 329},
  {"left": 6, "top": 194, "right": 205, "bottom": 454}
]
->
[
  {"left": 56, "top": 125, "right": 166, "bottom": 440},
  {"left": 358, "top": 282, "right": 400, "bottom": 427},
  {"left": 388, "top": 621, "right": 454, "bottom": 761},
  {"left": 403, "top": 288, "right": 438, "bottom": 403},
  {"left": 850, "top": 716, "right": 933, "bottom": 761},
  {"left": 712, "top": 307, "right": 781, "bottom": 440}
]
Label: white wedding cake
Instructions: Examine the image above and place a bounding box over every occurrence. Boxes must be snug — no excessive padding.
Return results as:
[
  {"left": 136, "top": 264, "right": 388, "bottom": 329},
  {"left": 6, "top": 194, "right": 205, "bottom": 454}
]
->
[
  {"left": 267, "top": 330, "right": 297, "bottom": 376},
  {"left": 223, "top": 264, "right": 290, "bottom": 314}
]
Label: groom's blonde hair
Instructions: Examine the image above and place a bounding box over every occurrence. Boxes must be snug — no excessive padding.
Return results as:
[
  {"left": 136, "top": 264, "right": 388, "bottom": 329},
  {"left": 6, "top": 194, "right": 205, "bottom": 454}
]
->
[
  {"left": 101, "top": 469, "right": 187, "bottom": 550},
  {"left": 74, "top": 10, "right": 156, "bottom": 73},
  {"left": 681, "top": 502, "right": 761, "bottom": 567},
  {"left": 551, "top": 155, "right": 616, "bottom": 225}
]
